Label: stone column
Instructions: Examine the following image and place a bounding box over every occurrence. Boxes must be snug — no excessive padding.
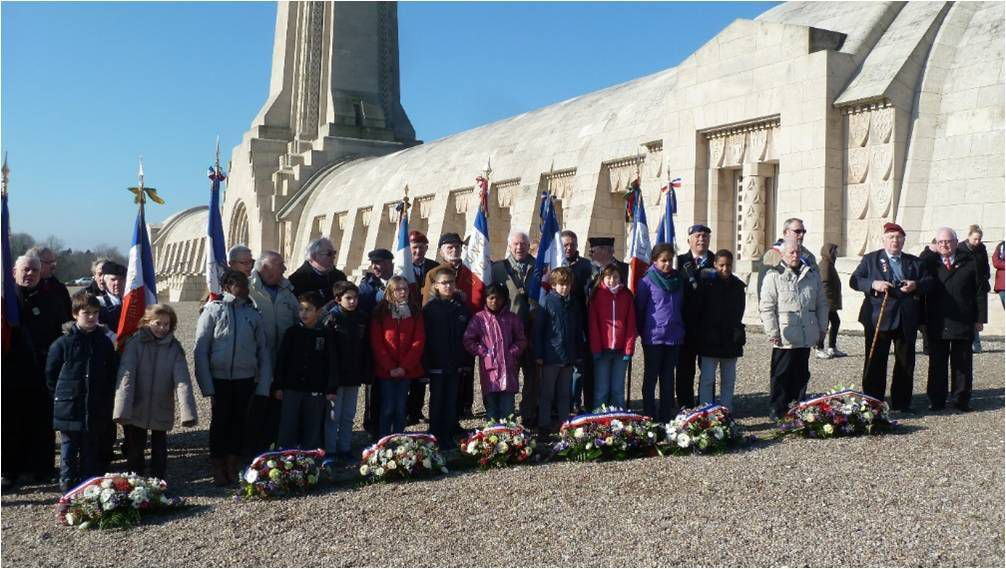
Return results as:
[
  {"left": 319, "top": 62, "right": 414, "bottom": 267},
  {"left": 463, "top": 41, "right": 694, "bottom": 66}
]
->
[{"left": 739, "top": 162, "right": 773, "bottom": 262}]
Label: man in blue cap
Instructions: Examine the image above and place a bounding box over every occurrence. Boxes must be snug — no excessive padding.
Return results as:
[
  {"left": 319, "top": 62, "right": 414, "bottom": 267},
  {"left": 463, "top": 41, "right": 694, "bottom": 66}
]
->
[
  {"left": 674, "top": 224, "right": 716, "bottom": 408},
  {"left": 358, "top": 248, "right": 394, "bottom": 315}
]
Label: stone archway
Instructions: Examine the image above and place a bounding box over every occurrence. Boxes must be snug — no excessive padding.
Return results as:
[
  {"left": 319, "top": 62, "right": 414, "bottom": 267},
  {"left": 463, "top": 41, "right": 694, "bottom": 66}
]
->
[{"left": 229, "top": 200, "right": 250, "bottom": 248}]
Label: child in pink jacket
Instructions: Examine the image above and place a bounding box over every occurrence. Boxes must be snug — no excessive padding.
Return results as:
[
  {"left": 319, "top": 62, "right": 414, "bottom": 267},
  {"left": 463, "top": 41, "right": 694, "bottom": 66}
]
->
[{"left": 463, "top": 284, "right": 527, "bottom": 420}]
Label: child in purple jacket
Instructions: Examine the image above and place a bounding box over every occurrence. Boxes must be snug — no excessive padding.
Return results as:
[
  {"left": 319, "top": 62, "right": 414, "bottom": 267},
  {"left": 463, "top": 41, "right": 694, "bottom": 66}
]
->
[
  {"left": 463, "top": 283, "right": 527, "bottom": 421},
  {"left": 634, "top": 243, "right": 687, "bottom": 422}
]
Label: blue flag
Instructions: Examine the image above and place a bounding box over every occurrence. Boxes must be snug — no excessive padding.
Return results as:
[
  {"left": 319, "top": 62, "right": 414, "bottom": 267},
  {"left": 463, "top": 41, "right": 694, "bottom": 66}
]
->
[
  {"left": 655, "top": 177, "right": 681, "bottom": 247},
  {"left": 2, "top": 189, "right": 20, "bottom": 351},
  {"left": 528, "top": 192, "right": 562, "bottom": 304}
]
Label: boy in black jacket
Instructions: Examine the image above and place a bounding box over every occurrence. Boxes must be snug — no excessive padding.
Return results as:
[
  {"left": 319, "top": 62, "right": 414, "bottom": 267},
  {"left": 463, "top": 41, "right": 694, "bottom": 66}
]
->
[
  {"left": 45, "top": 291, "right": 118, "bottom": 491},
  {"left": 325, "top": 281, "right": 371, "bottom": 461},
  {"left": 274, "top": 292, "right": 339, "bottom": 450},
  {"left": 422, "top": 267, "right": 472, "bottom": 449}
]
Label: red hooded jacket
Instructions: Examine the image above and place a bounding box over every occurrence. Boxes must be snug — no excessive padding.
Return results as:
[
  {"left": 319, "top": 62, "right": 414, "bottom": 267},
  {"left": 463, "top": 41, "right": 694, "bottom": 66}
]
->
[
  {"left": 370, "top": 311, "right": 426, "bottom": 380},
  {"left": 588, "top": 285, "right": 637, "bottom": 356}
]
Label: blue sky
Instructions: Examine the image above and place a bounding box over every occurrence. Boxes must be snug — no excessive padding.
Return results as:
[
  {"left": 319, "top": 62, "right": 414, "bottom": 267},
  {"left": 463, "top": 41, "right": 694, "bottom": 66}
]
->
[{"left": 1, "top": 1, "right": 773, "bottom": 254}]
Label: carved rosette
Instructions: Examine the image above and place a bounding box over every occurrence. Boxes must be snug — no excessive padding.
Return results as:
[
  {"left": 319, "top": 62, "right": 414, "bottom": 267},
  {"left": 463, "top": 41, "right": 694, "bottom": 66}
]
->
[{"left": 739, "top": 175, "right": 767, "bottom": 260}]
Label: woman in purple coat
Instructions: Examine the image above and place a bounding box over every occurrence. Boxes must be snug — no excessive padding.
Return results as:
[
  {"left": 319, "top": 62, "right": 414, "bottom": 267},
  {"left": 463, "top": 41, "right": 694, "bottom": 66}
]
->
[
  {"left": 463, "top": 284, "right": 528, "bottom": 420},
  {"left": 634, "top": 244, "right": 687, "bottom": 421}
]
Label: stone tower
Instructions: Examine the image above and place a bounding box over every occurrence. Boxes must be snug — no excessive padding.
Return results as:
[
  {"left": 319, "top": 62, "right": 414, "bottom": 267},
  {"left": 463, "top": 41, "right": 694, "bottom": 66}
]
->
[{"left": 223, "top": 1, "right": 418, "bottom": 258}]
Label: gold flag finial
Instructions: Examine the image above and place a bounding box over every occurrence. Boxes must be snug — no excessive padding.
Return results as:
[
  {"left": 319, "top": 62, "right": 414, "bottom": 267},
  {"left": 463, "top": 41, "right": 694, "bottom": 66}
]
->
[{"left": 128, "top": 156, "right": 165, "bottom": 205}]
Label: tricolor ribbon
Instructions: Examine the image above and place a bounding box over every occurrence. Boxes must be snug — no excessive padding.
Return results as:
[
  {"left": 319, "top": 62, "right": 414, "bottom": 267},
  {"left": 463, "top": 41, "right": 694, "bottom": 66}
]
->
[
  {"left": 362, "top": 432, "right": 439, "bottom": 461},
  {"left": 784, "top": 389, "right": 886, "bottom": 419},
  {"left": 247, "top": 448, "right": 325, "bottom": 470}
]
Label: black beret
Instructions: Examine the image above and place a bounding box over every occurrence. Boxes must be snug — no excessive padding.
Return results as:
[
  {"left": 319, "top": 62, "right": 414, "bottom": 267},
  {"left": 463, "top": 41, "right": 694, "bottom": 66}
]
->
[
  {"left": 367, "top": 248, "right": 394, "bottom": 262},
  {"left": 100, "top": 261, "right": 127, "bottom": 277},
  {"left": 438, "top": 233, "right": 463, "bottom": 247},
  {"left": 588, "top": 237, "right": 615, "bottom": 247}
]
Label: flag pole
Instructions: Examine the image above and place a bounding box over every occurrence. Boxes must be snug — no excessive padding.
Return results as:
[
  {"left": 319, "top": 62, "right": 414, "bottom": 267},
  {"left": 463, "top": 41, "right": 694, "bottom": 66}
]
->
[{"left": 626, "top": 152, "right": 644, "bottom": 412}]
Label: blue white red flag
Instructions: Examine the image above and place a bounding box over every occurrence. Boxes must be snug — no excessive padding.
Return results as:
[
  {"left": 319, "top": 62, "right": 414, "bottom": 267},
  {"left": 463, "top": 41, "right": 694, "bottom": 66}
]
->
[
  {"left": 462, "top": 175, "right": 492, "bottom": 309},
  {"left": 206, "top": 166, "right": 227, "bottom": 298},
  {"left": 655, "top": 177, "right": 681, "bottom": 248},
  {"left": 392, "top": 197, "right": 415, "bottom": 284},
  {"left": 1, "top": 173, "right": 20, "bottom": 353},
  {"left": 624, "top": 179, "right": 651, "bottom": 295},
  {"left": 529, "top": 191, "right": 562, "bottom": 304},
  {"left": 117, "top": 202, "right": 158, "bottom": 349}
]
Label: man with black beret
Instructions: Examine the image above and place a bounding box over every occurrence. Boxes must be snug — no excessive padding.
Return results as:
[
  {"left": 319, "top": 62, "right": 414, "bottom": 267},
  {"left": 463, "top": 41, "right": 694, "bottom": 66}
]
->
[
  {"left": 97, "top": 261, "right": 127, "bottom": 334},
  {"left": 358, "top": 248, "right": 394, "bottom": 315}
]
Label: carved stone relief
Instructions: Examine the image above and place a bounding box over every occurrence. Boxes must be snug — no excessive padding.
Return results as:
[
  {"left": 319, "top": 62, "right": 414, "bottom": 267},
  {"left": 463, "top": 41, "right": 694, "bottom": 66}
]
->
[
  {"left": 739, "top": 175, "right": 767, "bottom": 260},
  {"left": 492, "top": 179, "right": 520, "bottom": 208},
  {"left": 848, "top": 219, "right": 869, "bottom": 256},
  {"left": 847, "top": 183, "right": 870, "bottom": 220},
  {"left": 724, "top": 133, "right": 747, "bottom": 167},
  {"left": 871, "top": 106, "right": 894, "bottom": 144},
  {"left": 848, "top": 147, "right": 870, "bottom": 184},
  {"left": 416, "top": 195, "right": 434, "bottom": 219},
  {"left": 870, "top": 144, "right": 893, "bottom": 182},
  {"left": 849, "top": 112, "right": 870, "bottom": 148},
  {"left": 871, "top": 181, "right": 894, "bottom": 218},
  {"left": 748, "top": 129, "right": 768, "bottom": 162},
  {"left": 359, "top": 206, "right": 373, "bottom": 228},
  {"left": 710, "top": 137, "right": 726, "bottom": 168},
  {"left": 451, "top": 188, "right": 473, "bottom": 215}
]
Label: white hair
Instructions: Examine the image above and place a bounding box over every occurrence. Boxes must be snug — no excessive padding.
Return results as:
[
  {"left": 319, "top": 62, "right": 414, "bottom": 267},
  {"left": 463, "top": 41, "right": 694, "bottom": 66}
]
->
[
  {"left": 935, "top": 227, "right": 958, "bottom": 241},
  {"left": 15, "top": 254, "right": 40, "bottom": 269},
  {"left": 228, "top": 244, "right": 252, "bottom": 262},
  {"left": 306, "top": 238, "right": 334, "bottom": 261},
  {"left": 508, "top": 230, "right": 530, "bottom": 243},
  {"left": 780, "top": 238, "right": 801, "bottom": 254}
]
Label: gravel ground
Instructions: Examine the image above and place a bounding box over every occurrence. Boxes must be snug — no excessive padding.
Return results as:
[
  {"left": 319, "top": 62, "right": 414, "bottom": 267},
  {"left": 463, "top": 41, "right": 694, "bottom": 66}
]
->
[{"left": 2, "top": 300, "right": 1003, "bottom": 567}]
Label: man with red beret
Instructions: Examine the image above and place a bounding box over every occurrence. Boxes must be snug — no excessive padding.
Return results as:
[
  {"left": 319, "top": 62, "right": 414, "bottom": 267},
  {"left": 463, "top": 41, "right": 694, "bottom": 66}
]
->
[
  {"left": 850, "top": 222, "right": 933, "bottom": 412},
  {"left": 406, "top": 230, "right": 439, "bottom": 424}
]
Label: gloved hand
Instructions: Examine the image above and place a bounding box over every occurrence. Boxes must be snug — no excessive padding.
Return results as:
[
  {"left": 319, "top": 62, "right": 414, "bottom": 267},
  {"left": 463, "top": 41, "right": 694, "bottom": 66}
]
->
[{"left": 622, "top": 355, "right": 632, "bottom": 362}]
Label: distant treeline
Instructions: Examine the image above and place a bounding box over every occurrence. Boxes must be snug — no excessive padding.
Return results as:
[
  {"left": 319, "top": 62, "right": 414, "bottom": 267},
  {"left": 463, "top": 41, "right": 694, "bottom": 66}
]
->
[{"left": 10, "top": 232, "right": 126, "bottom": 283}]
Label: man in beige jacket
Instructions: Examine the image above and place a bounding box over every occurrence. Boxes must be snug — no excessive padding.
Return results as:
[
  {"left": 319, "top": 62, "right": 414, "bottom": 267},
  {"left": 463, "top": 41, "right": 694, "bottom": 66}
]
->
[{"left": 760, "top": 240, "right": 829, "bottom": 420}]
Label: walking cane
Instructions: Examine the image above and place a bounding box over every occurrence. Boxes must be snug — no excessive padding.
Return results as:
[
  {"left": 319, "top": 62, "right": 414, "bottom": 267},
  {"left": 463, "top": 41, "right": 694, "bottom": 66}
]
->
[{"left": 865, "top": 289, "right": 890, "bottom": 375}]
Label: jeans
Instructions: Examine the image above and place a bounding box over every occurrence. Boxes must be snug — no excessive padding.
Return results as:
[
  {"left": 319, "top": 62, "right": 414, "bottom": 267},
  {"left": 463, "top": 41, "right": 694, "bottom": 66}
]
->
[
  {"left": 642, "top": 345, "right": 679, "bottom": 421},
  {"left": 325, "top": 386, "right": 359, "bottom": 454},
  {"left": 123, "top": 425, "right": 167, "bottom": 479},
  {"left": 59, "top": 430, "right": 107, "bottom": 484},
  {"left": 484, "top": 392, "right": 515, "bottom": 421},
  {"left": 699, "top": 357, "right": 738, "bottom": 410},
  {"left": 539, "top": 365, "right": 573, "bottom": 433},
  {"left": 593, "top": 350, "right": 628, "bottom": 409},
  {"left": 378, "top": 380, "right": 411, "bottom": 436},
  {"left": 999, "top": 291, "right": 1004, "bottom": 308},
  {"left": 428, "top": 372, "right": 460, "bottom": 449},
  {"left": 277, "top": 391, "right": 327, "bottom": 450},
  {"left": 569, "top": 358, "right": 592, "bottom": 412},
  {"left": 209, "top": 378, "right": 255, "bottom": 458}
]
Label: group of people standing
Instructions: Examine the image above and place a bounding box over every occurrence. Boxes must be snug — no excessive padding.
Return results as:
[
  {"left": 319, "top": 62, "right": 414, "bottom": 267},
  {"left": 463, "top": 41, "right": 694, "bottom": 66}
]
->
[{"left": 2, "top": 218, "right": 998, "bottom": 491}]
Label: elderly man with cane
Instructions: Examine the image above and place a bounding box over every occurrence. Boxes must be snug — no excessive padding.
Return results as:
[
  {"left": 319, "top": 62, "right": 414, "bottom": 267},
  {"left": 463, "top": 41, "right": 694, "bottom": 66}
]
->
[{"left": 850, "top": 222, "right": 932, "bottom": 413}]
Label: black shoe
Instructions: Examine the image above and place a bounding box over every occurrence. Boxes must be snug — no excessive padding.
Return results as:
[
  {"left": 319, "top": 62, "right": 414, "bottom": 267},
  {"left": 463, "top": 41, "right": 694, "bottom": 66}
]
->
[
  {"left": 894, "top": 407, "right": 916, "bottom": 414},
  {"left": 928, "top": 404, "right": 945, "bottom": 411},
  {"left": 952, "top": 404, "right": 971, "bottom": 413}
]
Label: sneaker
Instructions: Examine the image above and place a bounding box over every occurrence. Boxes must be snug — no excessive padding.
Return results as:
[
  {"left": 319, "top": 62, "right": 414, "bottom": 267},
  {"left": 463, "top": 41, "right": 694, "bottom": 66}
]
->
[
  {"left": 828, "top": 348, "right": 847, "bottom": 358},
  {"left": 815, "top": 349, "right": 833, "bottom": 360}
]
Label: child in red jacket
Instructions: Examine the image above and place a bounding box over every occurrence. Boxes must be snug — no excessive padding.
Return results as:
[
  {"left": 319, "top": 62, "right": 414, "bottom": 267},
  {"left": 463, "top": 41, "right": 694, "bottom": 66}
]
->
[
  {"left": 588, "top": 265, "right": 637, "bottom": 410},
  {"left": 370, "top": 276, "right": 426, "bottom": 436}
]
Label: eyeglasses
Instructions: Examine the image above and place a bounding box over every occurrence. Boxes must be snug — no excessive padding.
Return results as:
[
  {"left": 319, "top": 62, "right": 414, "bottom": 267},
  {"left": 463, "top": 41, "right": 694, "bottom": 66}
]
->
[
  {"left": 435, "top": 280, "right": 456, "bottom": 286},
  {"left": 323, "top": 251, "right": 337, "bottom": 257},
  {"left": 936, "top": 240, "right": 955, "bottom": 246},
  {"left": 790, "top": 229, "right": 807, "bottom": 235}
]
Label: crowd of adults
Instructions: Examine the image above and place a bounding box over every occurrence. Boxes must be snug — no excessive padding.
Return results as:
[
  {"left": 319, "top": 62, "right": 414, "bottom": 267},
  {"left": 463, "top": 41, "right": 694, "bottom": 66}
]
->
[{"left": 1, "top": 218, "right": 999, "bottom": 490}]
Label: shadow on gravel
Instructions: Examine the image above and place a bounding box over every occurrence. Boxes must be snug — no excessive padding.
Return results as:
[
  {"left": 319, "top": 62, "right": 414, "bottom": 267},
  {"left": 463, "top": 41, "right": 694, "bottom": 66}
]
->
[{"left": 1, "top": 496, "right": 56, "bottom": 507}]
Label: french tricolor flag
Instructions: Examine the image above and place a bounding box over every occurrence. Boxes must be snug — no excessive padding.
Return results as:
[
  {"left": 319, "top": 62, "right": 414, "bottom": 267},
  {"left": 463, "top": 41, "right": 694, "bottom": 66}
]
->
[
  {"left": 462, "top": 174, "right": 491, "bottom": 310},
  {"left": 392, "top": 195, "right": 415, "bottom": 284},
  {"left": 625, "top": 178, "right": 651, "bottom": 295},
  {"left": 206, "top": 166, "right": 228, "bottom": 298},
  {"left": 117, "top": 200, "right": 157, "bottom": 349}
]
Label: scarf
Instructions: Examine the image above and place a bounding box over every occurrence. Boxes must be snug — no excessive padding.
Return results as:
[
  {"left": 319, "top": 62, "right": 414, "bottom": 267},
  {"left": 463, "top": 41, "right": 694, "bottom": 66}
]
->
[
  {"left": 605, "top": 283, "right": 622, "bottom": 294},
  {"left": 508, "top": 255, "right": 532, "bottom": 285},
  {"left": 390, "top": 302, "right": 411, "bottom": 320},
  {"left": 644, "top": 266, "right": 681, "bottom": 292}
]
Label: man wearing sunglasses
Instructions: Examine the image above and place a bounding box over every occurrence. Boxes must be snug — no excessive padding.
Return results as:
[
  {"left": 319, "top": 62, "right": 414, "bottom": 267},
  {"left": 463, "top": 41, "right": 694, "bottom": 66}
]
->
[
  {"left": 761, "top": 218, "right": 818, "bottom": 270},
  {"left": 289, "top": 237, "right": 348, "bottom": 304}
]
